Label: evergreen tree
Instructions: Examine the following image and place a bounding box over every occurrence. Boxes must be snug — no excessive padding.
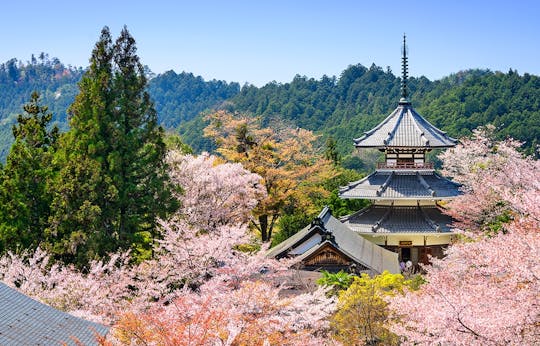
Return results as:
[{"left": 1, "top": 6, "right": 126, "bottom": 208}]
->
[
  {"left": 49, "top": 27, "right": 176, "bottom": 265},
  {"left": 109, "top": 27, "right": 177, "bottom": 257},
  {"left": 0, "top": 92, "right": 58, "bottom": 252}
]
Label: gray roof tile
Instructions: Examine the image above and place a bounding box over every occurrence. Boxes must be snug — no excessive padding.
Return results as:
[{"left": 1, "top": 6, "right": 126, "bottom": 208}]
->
[
  {"left": 342, "top": 205, "right": 454, "bottom": 234},
  {"left": 0, "top": 282, "right": 109, "bottom": 346},
  {"left": 267, "top": 207, "right": 400, "bottom": 274},
  {"left": 354, "top": 105, "right": 457, "bottom": 148},
  {"left": 339, "top": 170, "right": 461, "bottom": 200}
]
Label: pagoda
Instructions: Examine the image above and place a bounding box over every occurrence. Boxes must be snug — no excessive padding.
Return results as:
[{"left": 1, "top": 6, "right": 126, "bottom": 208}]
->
[{"left": 338, "top": 35, "right": 461, "bottom": 268}]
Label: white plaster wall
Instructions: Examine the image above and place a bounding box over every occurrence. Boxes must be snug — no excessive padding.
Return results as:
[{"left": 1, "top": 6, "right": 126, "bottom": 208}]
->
[
  {"left": 373, "top": 200, "right": 438, "bottom": 206},
  {"left": 360, "top": 234, "right": 453, "bottom": 246}
]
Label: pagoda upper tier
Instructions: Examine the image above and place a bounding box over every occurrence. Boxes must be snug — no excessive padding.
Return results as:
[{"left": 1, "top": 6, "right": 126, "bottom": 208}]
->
[{"left": 354, "top": 102, "right": 457, "bottom": 149}]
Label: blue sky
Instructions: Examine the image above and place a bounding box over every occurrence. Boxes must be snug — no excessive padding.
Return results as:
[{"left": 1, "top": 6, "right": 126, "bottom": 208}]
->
[{"left": 2, "top": 0, "right": 539, "bottom": 86}]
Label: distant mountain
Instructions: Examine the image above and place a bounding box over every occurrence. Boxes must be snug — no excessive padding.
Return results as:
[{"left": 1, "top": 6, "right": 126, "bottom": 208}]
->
[
  {"left": 147, "top": 70, "right": 240, "bottom": 128},
  {"left": 0, "top": 57, "right": 239, "bottom": 161},
  {"left": 179, "top": 65, "right": 540, "bottom": 159},
  {"left": 1, "top": 56, "right": 538, "bottom": 162},
  {"left": 0, "top": 55, "right": 84, "bottom": 160}
]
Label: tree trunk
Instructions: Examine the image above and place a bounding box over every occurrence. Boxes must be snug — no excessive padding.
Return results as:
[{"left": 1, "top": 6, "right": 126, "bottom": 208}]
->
[{"left": 259, "top": 214, "right": 269, "bottom": 242}]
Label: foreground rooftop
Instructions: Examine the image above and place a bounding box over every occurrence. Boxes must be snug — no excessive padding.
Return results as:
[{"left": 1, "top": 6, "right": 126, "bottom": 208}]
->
[{"left": 0, "top": 282, "right": 109, "bottom": 346}]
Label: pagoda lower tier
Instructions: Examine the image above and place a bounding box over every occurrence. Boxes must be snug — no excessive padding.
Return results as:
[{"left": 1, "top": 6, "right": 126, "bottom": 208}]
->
[{"left": 341, "top": 203, "right": 455, "bottom": 266}]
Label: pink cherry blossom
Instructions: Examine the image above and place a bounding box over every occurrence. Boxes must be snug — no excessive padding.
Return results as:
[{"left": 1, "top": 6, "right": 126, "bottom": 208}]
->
[{"left": 388, "top": 128, "right": 540, "bottom": 345}]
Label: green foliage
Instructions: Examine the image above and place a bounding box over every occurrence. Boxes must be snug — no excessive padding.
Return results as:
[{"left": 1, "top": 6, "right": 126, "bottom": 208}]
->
[
  {"left": 486, "top": 208, "right": 514, "bottom": 236},
  {"left": 233, "top": 242, "right": 261, "bottom": 253},
  {"left": 0, "top": 55, "right": 83, "bottom": 161},
  {"left": 0, "top": 92, "right": 58, "bottom": 252},
  {"left": 317, "top": 270, "right": 355, "bottom": 295},
  {"left": 0, "top": 58, "right": 238, "bottom": 163},
  {"left": 181, "top": 67, "right": 540, "bottom": 164},
  {"left": 331, "top": 271, "right": 421, "bottom": 345},
  {"left": 48, "top": 27, "right": 177, "bottom": 266},
  {"left": 324, "top": 136, "right": 341, "bottom": 165},
  {"left": 147, "top": 70, "right": 239, "bottom": 128},
  {"left": 271, "top": 212, "right": 313, "bottom": 247},
  {"left": 164, "top": 132, "right": 193, "bottom": 154}
]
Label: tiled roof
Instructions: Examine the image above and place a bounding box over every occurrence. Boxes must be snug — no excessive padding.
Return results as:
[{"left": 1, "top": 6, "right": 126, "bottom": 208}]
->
[
  {"left": 0, "top": 282, "right": 109, "bottom": 346},
  {"left": 339, "top": 170, "right": 461, "bottom": 200},
  {"left": 354, "top": 104, "right": 457, "bottom": 148},
  {"left": 267, "top": 207, "right": 400, "bottom": 274},
  {"left": 341, "top": 205, "right": 454, "bottom": 234}
]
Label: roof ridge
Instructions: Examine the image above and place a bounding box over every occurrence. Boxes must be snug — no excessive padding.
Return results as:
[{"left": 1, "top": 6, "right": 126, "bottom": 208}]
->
[
  {"left": 376, "top": 171, "right": 394, "bottom": 196},
  {"left": 417, "top": 202, "right": 441, "bottom": 232},
  {"left": 416, "top": 171, "right": 436, "bottom": 197},
  {"left": 408, "top": 108, "right": 430, "bottom": 146},
  {"left": 411, "top": 108, "right": 458, "bottom": 142},
  {"left": 383, "top": 107, "right": 406, "bottom": 145},
  {"left": 354, "top": 108, "right": 400, "bottom": 144}
]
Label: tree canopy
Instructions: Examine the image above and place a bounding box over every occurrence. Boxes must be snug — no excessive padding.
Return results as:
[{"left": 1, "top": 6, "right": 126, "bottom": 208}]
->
[{"left": 45, "top": 27, "right": 177, "bottom": 265}]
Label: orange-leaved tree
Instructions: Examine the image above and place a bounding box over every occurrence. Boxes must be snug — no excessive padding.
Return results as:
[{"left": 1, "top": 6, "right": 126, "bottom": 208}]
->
[{"left": 204, "top": 110, "right": 335, "bottom": 241}]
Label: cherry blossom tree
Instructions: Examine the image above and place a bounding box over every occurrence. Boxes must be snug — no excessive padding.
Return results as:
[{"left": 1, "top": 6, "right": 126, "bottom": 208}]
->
[
  {"left": 388, "top": 128, "right": 540, "bottom": 345},
  {"left": 112, "top": 280, "right": 336, "bottom": 345},
  {"left": 166, "top": 151, "right": 266, "bottom": 231},
  {"left": 439, "top": 125, "right": 540, "bottom": 232},
  {"left": 0, "top": 151, "right": 337, "bottom": 344}
]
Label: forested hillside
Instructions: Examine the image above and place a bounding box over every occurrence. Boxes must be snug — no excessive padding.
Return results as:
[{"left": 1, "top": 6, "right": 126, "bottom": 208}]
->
[
  {"left": 1, "top": 56, "right": 539, "bottom": 161},
  {"left": 0, "top": 58, "right": 239, "bottom": 161},
  {"left": 180, "top": 65, "right": 540, "bottom": 158},
  {"left": 0, "top": 55, "right": 83, "bottom": 159},
  {"left": 147, "top": 70, "right": 240, "bottom": 128}
]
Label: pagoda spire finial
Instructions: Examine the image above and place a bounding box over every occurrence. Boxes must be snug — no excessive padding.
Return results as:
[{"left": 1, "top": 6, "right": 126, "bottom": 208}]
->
[{"left": 400, "top": 33, "right": 410, "bottom": 105}]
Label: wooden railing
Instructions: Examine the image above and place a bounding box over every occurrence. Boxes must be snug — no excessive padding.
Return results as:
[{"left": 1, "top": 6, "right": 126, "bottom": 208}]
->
[{"left": 377, "top": 162, "right": 434, "bottom": 170}]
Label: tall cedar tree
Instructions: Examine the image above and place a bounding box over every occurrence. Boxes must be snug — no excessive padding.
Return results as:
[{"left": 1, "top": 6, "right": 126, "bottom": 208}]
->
[
  {"left": 48, "top": 27, "right": 175, "bottom": 265},
  {"left": 0, "top": 92, "right": 58, "bottom": 252}
]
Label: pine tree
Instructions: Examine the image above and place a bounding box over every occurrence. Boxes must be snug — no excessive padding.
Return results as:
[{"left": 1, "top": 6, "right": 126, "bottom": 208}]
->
[
  {"left": 49, "top": 27, "right": 176, "bottom": 265},
  {"left": 0, "top": 91, "right": 58, "bottom": 252}
]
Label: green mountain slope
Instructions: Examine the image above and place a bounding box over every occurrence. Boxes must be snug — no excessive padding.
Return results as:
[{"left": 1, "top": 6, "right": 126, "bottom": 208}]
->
[
  {"left": 0, "top": 57, "right": 240, "bottom": 161},
  {"left": 179, "top": 65, "right": 539, "bottom": 158},
  {"left": 1, "top": 56, "right": 538, "bottom": 161}
]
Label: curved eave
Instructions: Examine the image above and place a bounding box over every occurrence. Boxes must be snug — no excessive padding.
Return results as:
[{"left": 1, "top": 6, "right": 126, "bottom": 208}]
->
[
  {"left": 341, "top": 196, "right": 456, "bottom": 201},
  {"left": 338, "top": 170, "right": 462, "bottom": 200},
  {"left": 353, "top": 143, "right": 457, "bottom": 149},
  {"left": 356, "top": 230, "right": 457, "bottom": 236}
]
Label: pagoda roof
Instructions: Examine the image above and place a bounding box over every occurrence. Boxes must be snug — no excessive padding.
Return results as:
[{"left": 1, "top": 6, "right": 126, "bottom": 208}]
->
[
  {"left": 339, "top": 170, "right": 461, "bottom": 200},
  {"left": 341, "top": 205, "right": 454, "bottom": 234},
  {"left": 354, "top": 104, "right": 457, "bottom": 148},
  {"left": 267, "top": 207, "right": 400, "bottom": 274},
  {"left": 0, "top": 282, "right": 109, "bottom": 346}
]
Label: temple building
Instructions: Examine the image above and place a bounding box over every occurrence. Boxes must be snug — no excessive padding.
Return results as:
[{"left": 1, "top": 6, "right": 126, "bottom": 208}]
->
[
  {"left": 268, "top": 36, "right": 460, "bottom": 273},
  {"left": 267, "top": 207, "right": 400, "bottom": 274},
  {"left": 339, "top": 35, "right": 460, "bottom": 267}
]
